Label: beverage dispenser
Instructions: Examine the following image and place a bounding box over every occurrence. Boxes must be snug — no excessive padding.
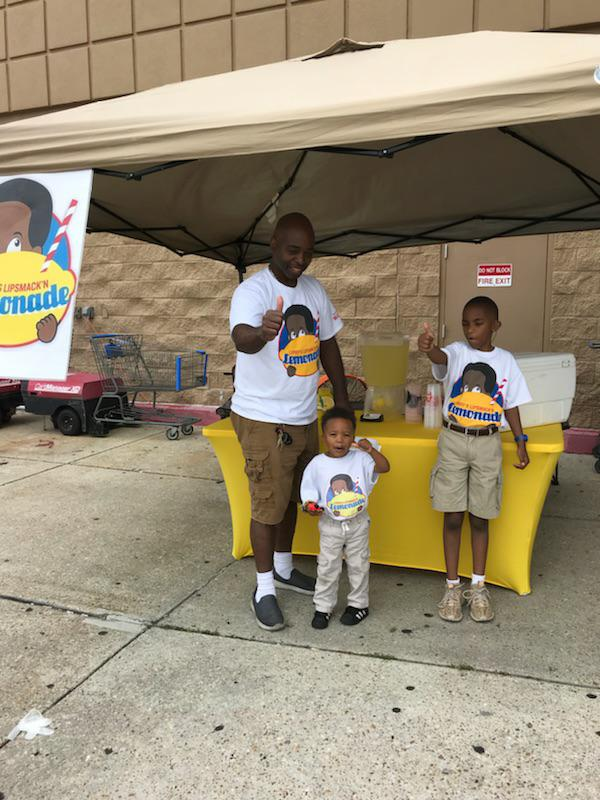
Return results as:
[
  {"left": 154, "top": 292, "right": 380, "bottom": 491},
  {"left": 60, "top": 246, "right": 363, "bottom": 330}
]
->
[{"left": 359, "top": 333, "right": 409, "bottom": 419}]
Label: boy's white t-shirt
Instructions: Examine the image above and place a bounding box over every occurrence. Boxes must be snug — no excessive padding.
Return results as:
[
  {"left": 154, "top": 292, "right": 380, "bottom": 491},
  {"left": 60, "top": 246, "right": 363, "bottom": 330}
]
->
[
  {"left": 230, "top": 268, "right": 342, "bottom": 425},
  {"left": 300, "top": 449, "right": 378, "bottom": 520},
  {"left": 432, "top": 341, "right": 531, "bottom": 431}
]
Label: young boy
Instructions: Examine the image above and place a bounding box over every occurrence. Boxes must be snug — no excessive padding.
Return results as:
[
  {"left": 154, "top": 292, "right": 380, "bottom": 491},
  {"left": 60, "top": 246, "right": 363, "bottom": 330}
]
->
[
  {"left": 418, "top": 296, "right": 531, "bottom": 623},
  {"left": 300, "top": 406, "right": 390, "bottom": 629}
]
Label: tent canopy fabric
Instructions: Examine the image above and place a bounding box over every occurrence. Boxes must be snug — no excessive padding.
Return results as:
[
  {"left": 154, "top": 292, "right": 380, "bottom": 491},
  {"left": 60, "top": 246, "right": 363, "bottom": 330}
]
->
[{"left": 2, "top": 30, "right": 600, "bottom": 270}]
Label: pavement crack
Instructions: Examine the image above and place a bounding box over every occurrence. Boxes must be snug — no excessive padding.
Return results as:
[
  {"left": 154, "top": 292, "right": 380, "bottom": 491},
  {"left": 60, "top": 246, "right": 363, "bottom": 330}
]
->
[
  {"left": 153, "top": 622, "right": 600, "bottom": 693},
  {"left": 63, "top": 461, "right": 223, "bottom": 482},
  {"left": 541, "top": 513, "right": 598, "bottom": 522},
  {"left": 0, "top": 462, "right": 64, "bottom": 487},
  {"left": 0, "top": 593, "right": 149, "bottom": 623},
  {"left": 151, "top": 560, "right": 236, "bottom": 626}
]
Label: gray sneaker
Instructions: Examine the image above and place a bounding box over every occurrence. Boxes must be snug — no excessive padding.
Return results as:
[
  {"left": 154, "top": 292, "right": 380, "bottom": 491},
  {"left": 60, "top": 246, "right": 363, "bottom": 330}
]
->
[
  {"left": 437, "top": 582, "right": 465, "bottom": 622},
  {"left": 274, "top": 568, "right": 316, "bottom": 595},
  {"left": 463, "top": 583, "right": 495, "bottom": 622},
  {"left": 251, "top": 592, "right": 285, "bottom": 631}
]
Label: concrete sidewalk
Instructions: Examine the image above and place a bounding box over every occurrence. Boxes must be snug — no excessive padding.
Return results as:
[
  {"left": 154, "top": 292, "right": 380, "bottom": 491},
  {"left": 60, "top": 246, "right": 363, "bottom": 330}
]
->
[{"left": 0, "top": 412, "right": 598, "bottom": 799}]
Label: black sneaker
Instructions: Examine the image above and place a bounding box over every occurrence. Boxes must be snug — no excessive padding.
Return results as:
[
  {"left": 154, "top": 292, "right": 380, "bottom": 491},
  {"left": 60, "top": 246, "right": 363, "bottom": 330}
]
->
[
  {"left": 250, "top": 591, "right": 284, "bottom": 631},
  {"left": 273, "top": 568, "right": 316, "bottom": 595},
  {"left": 311, "top": 611, "right": 331, "bottom": 630},
  {"left": 340, "top": 606, "right": 369, "bottom": 626}
]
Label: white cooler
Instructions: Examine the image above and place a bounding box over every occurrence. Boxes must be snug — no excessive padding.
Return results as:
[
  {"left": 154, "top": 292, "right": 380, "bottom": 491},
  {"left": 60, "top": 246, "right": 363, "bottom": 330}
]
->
[{"left": 514, "top": 352, "right": 576, "bottom": 428}]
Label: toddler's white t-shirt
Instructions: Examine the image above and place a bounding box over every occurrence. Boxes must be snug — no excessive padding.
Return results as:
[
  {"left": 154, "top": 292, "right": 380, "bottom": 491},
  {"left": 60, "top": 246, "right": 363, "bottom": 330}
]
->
[
  {"left": 230, "top": 268, "right": 342, "bottom": 425},
  {"left": 432, "top": 341, "right": 531, "bottom": 431},
  {"left": 300, "top": 449, "right": 378, "bottom": 520}
]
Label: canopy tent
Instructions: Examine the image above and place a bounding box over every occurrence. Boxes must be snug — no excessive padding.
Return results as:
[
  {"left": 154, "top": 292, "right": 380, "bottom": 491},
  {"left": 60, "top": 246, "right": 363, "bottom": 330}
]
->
[{"left": 2, "top": 30, "right": 600, "bottom": 275}]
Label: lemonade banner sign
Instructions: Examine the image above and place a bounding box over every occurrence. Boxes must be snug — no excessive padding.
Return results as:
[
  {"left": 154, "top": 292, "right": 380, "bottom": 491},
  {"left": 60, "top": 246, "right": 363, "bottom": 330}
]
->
[{"left": 0, "top": 170, "right": 92, "bottom": 379}]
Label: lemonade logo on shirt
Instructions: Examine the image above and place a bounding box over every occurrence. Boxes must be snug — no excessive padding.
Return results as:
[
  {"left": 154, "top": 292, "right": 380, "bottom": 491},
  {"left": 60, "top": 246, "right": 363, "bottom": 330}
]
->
[
  {"left": 447, "top": 362, "right": 505, "bottom": 428},
  {"left": 326, "top": 474, "right": 366, "bottom": 518},
  {"left": 278, "top": 303, "right": 319, "bottom": 377}
]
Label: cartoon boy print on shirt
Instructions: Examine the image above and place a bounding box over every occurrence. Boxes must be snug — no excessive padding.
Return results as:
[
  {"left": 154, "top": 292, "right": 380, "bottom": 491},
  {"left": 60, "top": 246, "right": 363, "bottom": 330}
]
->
[
  {"left": 326, "top": 473, "right": 367, "bottom": 518},
  {"left": 278, "top": 303, "right": 320, "bottom": 377},
  {"left": 0, "top": 179, "right": 57, "bottom": 343},
  {"left": 447, "top": 362, "right": 505, "bottom": 428}
]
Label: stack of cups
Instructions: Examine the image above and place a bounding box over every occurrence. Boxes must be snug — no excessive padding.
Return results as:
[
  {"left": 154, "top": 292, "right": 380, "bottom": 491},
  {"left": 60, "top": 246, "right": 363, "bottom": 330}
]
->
[{"left": 424, "top": 382, "right": 443, "bottom": 428}]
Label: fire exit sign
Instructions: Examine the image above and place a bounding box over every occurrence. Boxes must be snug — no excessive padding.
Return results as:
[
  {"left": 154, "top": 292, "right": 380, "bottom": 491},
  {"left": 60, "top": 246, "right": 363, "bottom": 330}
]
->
[{"left": 477, "top": 263, "right": 513, "bottom": 287}]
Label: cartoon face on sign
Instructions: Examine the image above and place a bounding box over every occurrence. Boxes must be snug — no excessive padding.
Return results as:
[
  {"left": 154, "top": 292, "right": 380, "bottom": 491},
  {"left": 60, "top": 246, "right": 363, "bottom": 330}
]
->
[
  {"left": 0, "top": 178, "right": 77, "bottom": 347},
  {"left": 326, "top": 474, "right": 366, "bottom": 518},
  {"left": 278, "top": 304, "right": 320, "bottom": 377},
  {"left": 447, "top": 362, "right": 505, "bottom": 428}
]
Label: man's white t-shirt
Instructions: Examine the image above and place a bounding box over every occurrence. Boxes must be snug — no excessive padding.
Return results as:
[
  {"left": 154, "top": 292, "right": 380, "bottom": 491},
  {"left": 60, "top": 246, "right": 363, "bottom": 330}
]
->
[
  {"left": 230, "top": 268, "right": 343, "bottom": 425},
  {"left": 432, "top": 342, "right": 531, "bottom": 431},
  {"left": 300, "top": 449, "right": 378, "bottom": 520}
]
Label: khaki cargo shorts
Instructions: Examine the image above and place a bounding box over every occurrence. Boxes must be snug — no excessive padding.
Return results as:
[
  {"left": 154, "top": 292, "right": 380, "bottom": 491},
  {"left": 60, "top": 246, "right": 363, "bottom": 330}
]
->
[
  {"left": 430, "top": 427, "right": 503, "bottom": 519},
  {"left": 231, "top": 411, "right": 319, "bottom": 526}
]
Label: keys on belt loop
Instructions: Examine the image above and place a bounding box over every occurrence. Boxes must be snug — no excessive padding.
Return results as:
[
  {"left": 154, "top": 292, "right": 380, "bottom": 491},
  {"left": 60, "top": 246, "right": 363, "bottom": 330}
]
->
[{"left": 276, "top": 426, "right": 293, "bottom": 448}]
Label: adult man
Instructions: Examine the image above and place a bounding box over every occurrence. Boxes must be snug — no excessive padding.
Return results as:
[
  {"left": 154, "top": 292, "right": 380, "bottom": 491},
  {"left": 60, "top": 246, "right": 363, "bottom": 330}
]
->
[{"left": 230, "top": 212, "right": 350, "bottom": 631}]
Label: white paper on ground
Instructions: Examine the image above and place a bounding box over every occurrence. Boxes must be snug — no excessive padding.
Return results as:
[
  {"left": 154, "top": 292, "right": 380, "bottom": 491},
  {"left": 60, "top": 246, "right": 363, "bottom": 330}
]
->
[{"left": 7, "top": 709, "right": 54, "bottom": 741}]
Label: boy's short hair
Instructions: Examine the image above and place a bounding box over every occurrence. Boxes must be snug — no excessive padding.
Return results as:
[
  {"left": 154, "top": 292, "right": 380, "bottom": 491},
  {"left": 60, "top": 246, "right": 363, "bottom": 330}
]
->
[
  {"left": 0, "top": 178, "right": 53, "bottom": 249},
  {"left": 464, "top": 295, "right": 499, "bottom": 320},
  {"left": 321, "top": 405, "right": 356, "bottom": 432}
]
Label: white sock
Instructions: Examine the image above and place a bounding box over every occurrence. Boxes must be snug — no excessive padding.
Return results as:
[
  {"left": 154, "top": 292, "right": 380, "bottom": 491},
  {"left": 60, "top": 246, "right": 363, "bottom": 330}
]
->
[
  {"left": 255, "top": 570, "right": 275, "bottom": 601},
  {"left": 274, "top": 551, "right": 293, "bottom": 580},
  {"left": 472, "top": 573, "right": 485, "bottom": 586},
  {"left": 446, "top": 578, "right": 460, "bottom": 587}
]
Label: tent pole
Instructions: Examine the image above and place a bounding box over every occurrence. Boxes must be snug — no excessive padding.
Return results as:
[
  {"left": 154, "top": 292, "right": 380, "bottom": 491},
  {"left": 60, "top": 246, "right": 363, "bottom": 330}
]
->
[{"left": 500, "top": 127, "right": 600, "bottom": 202}]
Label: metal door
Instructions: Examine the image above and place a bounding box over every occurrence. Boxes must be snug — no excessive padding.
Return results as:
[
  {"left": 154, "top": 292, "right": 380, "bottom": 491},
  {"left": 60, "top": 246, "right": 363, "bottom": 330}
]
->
[{"left": 441, "top": 235, "right": 550, "bottom": 352}]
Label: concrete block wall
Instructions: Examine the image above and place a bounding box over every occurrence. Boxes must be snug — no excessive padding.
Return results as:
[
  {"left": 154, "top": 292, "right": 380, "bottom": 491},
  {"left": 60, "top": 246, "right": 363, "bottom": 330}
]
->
[
  {"left": 549, "top": 231, "right": 600, "bottom": 428},
  {"left": 2, "top": 0, "right": 599, "bottom": 117},
  {"left": 72, "top": 236, "right": 441, "bottom": 408},
  {"left": 73, "top": 232, "right": 600, "bottom": 428}
]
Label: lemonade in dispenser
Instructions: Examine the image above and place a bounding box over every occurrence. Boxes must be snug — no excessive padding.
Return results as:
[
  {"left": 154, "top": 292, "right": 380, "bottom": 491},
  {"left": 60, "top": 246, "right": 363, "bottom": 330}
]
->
[{"left": 359, "top": 334, "right": 410, "bottom": 418}]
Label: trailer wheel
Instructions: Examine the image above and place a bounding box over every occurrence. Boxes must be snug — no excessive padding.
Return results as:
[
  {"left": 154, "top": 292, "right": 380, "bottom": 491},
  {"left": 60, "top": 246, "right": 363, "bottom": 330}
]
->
[
  {"left": 595, "top": 459, "right": 600, "bottom": 475},
  {"left": 1, "top": 406, "right": 16, "bottom": 425},
  {"left": 166, "top": 427, "right": 179, "bottom": 441},
  {"left": 181, "top": 424, "right": 194, "bottom": 436},
  {"left": 55, "top": 407, "right": 82, "bottom": 436}
]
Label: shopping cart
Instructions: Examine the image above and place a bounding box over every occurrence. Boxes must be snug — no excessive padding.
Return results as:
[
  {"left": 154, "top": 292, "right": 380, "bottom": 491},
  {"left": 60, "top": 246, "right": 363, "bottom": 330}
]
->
[{"left": 90, "top": 334, "right": 208, "bottom": 439}]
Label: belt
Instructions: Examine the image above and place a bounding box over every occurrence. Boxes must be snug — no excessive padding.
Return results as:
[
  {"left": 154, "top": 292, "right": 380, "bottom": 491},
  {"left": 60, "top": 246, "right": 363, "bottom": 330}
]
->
[{"left": 443, "top": 420, "right": 498, "bottom": 437}]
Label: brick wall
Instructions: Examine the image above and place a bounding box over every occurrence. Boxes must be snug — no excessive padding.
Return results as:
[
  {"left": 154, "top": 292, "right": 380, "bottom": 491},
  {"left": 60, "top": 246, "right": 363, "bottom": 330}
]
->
[
  {"left": 549, "top": 232, "right": 600, "bottom": 428},
  {"left": 2, "top": 0, "right": 598, "bottom": 118},
  {"left": 72, "top": 235, "right": 441, "bottom": 407},
  {"left": 74, "top": 232, "right": 600, "bottom": 429}
]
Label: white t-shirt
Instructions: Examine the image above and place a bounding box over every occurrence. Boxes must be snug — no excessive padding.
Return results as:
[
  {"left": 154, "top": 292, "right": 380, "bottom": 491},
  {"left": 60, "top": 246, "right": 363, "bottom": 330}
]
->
[
  {"left": 432, "top": 341, "right": 532, "bottom": 431},
  {"left": 300, "top": 449, "right": 379, "bottom": 520},
  {"left": 230, "top": 268, "right": 343, "bottom": 425}
]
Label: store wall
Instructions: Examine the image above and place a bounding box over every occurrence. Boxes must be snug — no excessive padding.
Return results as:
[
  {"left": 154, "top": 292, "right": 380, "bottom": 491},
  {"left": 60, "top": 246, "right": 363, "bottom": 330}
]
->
[
  {"left": 73, "top": 231, "right": 600, "bottom": 427},
  {"left": 2, "top": 0, "right": 599, "bottom": 426},
  {"left": 2, "top": 0, "right": 600, "bottom": 116}
]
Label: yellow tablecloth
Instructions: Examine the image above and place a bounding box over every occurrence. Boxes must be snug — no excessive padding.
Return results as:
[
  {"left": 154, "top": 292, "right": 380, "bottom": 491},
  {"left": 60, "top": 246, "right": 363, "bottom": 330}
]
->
[{"left": 203, "top": 418, "right": 563, "bottom": 595}]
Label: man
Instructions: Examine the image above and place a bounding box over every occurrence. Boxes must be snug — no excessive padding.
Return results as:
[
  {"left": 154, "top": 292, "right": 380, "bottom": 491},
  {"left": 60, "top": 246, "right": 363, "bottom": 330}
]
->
[{"left": 229, "top": 212, "right": 350, "bottom": 631}]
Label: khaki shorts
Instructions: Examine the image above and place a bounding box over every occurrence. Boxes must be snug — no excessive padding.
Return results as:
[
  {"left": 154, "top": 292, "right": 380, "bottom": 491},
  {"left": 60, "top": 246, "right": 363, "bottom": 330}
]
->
[
  {"left": 231, "top": 411, "right": 319, "bottom": 526},
  {"left": 430, "top": 427, "right": 503, "bottom": 519}
]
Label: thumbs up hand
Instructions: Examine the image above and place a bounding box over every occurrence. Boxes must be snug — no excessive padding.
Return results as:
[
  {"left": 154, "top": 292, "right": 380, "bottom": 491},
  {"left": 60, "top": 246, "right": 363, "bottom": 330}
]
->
[
  {"left": 261, "top": 295, "right": 284, "bottom": 341},
  {"left": 418, "top": 322, "right": 435, "bottom": 353}
]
